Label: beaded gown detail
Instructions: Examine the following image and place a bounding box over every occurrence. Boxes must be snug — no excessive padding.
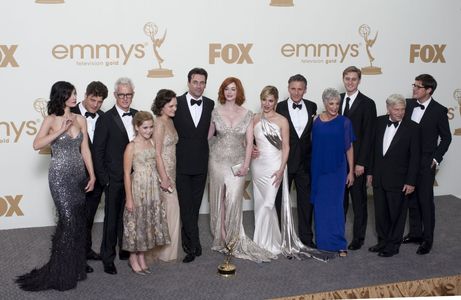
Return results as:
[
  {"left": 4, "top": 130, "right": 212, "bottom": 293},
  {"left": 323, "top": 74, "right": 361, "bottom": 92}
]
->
[
  {"left": 208, "top": 109, "right": 276, "bottom": 263},
  {"left": 16, "top": 132, "right": 87, "bottom": 291},
  {"left": 122, "top": 140, "right": 170, "bottom": 252}
]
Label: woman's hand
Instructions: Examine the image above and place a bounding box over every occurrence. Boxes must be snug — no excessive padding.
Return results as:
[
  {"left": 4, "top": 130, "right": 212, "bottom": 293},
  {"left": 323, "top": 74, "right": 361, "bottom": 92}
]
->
[
  {"left": 237, "top": 165, "right": 249, "bottom": 177},
  {"left": 346, "top": 171, "right": 354, "bottom": 188},
  {"left": 125, "top": 200, "right": 134, "bottom": 213},
  {"left": 271, "top": 169, "right": 283, "bottom": 187},
  {"left": 160, "top": 177, "right": 173, "bottom": 193},
  {"left": 85, "top": 176, "right": 96, "bottom": 192},
  {"left": 60, "top": 116, "right": 73, "bottom": 133}
]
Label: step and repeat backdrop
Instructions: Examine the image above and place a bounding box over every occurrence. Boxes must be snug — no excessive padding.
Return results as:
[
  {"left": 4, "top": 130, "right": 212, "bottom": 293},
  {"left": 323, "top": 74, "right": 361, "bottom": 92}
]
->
[{"left": 1, "top": 0, "right": 460, "bottom": 229}]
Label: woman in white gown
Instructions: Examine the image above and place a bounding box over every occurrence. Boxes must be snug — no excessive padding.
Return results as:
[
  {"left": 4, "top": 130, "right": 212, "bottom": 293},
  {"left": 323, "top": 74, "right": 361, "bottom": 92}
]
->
[{"left": 252, "top": 86, "right": 331, "bottom": 261}]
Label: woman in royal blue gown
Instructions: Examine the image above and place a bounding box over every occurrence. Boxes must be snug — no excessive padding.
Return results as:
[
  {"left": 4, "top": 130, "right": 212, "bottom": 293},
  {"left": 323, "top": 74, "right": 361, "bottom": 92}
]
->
[{"left": 311, "top": 88, "right": 355, "bottom": 256}]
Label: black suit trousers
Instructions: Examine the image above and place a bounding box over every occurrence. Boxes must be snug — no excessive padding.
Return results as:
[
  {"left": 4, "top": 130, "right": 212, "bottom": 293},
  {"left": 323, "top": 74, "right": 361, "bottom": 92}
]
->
[
  {"left": 407, "top": 163, "right": 436, "bottom": 244},
  {"left": 373, "top": 187, "right": 408, "bottom": 252},
  {"left": 275, "top": 170, "right": 314, "bottom": 244},
  {"left": 85, "top": 180, "right": 103, "bottom": 253},
  {"left": 176, "top": 173, "right": 207, "bottom": 254},
  {"left": 344, "top": 174, "right": 368, "bottom": 243},
  {"left": 100, "top": 182, "right": 126, "bottom": 264}
]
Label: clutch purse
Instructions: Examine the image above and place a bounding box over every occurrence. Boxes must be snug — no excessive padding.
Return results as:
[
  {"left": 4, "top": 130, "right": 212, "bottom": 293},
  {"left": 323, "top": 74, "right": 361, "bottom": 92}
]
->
[{"left": 231, "top": 163, "right": 243, "bottom": 176}]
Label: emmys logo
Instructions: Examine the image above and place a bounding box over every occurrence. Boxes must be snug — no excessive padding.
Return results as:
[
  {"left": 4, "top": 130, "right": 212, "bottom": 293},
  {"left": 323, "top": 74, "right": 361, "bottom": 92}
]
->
[
  {"left": 0, "top": 100, "right": 43, "bottom": 144},
  {"left": 52, "top": 43, "right": 146, "bottom": 66},
  {"left": 35, "top": 0, "right": 64, "bottom": 3},
  {"left": 409, "top": 44, "right": 446, "bottom": 63},
  {"left": 270, "top": 0, "right": 294, "bottom": 6},
  {"left": 0, "top": 45, "right": 19, "bottom": 68},
  {"left": 451, "top": 89, "right": 461, "bottom": 136},
  {"left": 281, "top": 42, "right": 359, "bottom": 64},
  {"left": 144, "top": 22, "right": 173, "bottom": 78},
  {"left": 0, "top": 195, "right": 24, "bottom": 217},
  {"left": 209, "top": 43, "right": 254, "bottom": 64},
  {"left": 358, "top": 24, "right": 382, "bottom": 75}
]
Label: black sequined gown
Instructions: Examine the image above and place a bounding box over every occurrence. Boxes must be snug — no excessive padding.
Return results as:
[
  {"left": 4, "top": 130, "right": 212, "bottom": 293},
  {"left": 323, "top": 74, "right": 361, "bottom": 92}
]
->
[{"left": 16, "top": 132, "right": 87, "bottom": 291}]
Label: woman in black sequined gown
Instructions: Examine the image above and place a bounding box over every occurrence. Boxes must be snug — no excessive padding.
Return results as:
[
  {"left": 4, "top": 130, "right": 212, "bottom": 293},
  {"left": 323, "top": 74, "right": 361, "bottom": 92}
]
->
[{"left": 16, "top": 81, "right": 96, "bottom": 291}]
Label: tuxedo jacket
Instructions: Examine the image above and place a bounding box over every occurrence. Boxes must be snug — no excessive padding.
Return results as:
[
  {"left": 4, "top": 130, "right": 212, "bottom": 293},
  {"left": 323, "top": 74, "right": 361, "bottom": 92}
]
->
[
  {"left": 92, "top": 105, "right": 138, "bottom": 186},
  {"left": 404, "top": 98, "right": 451, "bottom": 166},
  {"left": 372, "top": 115, "right": 420, "bottom": 192},
  {"left": 276, "top": 98, "right": 317, "bottom": 174},
  {"left": 70, "top": 103, "right": 104, "bottom": 151},
  {"left": 173, "top": 92, "right": 214, "bottom": 175},
  {"left": 340, "top": 91, "right": 376, "bottom": 169}
]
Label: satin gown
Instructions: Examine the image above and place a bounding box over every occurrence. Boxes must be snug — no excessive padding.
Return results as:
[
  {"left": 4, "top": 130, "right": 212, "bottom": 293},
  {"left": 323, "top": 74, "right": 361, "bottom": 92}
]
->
[
  {"left": 252, "top": 119, "right": 332, "bottom": 261},
  {"left": 16, "top": 132, "right": 87, "bottom": 291},
  {"left": 147, "top": 121, "right": 180, "bottom": 262},
  {"left": 208, "top": 109, "right": 276, "bottom": 263}
]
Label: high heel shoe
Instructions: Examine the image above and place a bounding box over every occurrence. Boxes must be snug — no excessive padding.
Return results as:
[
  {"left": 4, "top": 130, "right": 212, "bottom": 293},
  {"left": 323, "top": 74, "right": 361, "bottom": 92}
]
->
[
  {"left": 128, "top": 263, "right": 146, "bottom": 275},
  {"left": 339, "top": 250, "right": 348, "bottom": 257},
  {"left": 142, "top": 267, "right": 151, "bottom": 274}
]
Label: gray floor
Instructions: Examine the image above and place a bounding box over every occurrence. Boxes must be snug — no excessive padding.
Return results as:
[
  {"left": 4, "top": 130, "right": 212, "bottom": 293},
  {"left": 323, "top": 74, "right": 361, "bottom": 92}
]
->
[{"left": 1, "top": 195, "right": 460, "bottom": 300}]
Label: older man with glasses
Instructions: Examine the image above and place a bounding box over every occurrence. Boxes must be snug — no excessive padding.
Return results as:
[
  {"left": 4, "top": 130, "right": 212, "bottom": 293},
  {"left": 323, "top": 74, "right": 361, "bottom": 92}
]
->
[{"left": 93, "top": 77, "right": 138, "bottom": 274}]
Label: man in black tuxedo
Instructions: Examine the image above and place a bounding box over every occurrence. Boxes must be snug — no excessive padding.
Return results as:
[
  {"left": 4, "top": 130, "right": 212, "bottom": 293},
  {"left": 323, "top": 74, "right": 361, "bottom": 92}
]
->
[
  {"left": 369, "top": 94, "right": 420, "bottom": 257},
  {"left": 173, "top": 68, "right": 214, "bottom": 263},
  {"left": 402, "top": 74, "right": 451, "bottom": 255},
  {"left": 93, "top": 77, "right": 138, "bottom": 274},
  {"left": 275, "top": 74, "right": 317, "bottom": 247},
  {"left": 71, "top": 81, "right": 108, "bottom": 262},
  {"left": 339, "top": 66, "right": 377, "bottom": 250}
]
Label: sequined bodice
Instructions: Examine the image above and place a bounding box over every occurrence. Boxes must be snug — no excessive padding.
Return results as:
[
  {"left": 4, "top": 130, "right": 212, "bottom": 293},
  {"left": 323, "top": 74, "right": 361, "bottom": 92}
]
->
[
  {"left": 132, "top": 145, "right": 156, "bottom": 173},
  {"left": 50, "top": 132, "right": 83, "bottom": 162},
  {"left": 209, "top": 109, "right": 253, "bottom": 165}
]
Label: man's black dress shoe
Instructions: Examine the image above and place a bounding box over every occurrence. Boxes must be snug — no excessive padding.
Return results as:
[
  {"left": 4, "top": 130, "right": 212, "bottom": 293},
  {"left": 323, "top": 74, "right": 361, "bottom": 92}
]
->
[
  {"left": 378, "top": 250, "right": 398, "bottom": 257},
  {"left": 195, "top": 247, "right": 202, "bottom": 257},
  {"left": 348, "top": 241, "right": 363, "bottom": 250},
  {"left": 182, "top": 253, "right": 196, "bottom": 263},
  {"left": 368, "top": 244, "right": 385, "bottom": 253},
  {"left": 119, "top": 250, "right": 130, "bottom": 261},
  {"left": 416, "top": 242, "right": 432, "bottom": 255},
  {"left": 86, "top": 250, "right": 102, "bottom": 261},
  {"left": 402, "top": 236, "right": 423, "bottom": 244},
  {"left": 103, "top": 263, "right": 117, "bottom": 275},
  {"left": 85, "top": 265, "right": 94, "bottom": 273}
]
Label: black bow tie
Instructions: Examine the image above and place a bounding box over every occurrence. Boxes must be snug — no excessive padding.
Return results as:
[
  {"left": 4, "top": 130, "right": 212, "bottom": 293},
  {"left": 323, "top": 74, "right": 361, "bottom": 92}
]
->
[
  {"left": 415, "top": 103, "right": 425, "bottom": 110},
  {"left": 191, "top": 99, "right": 202, "bottom": 106},
  {"left": 387, "top": 120, "right": 399, "bottom": 128},
  {"left": 122, "top": 112, "right": 132, "bottom": 117},
  {"left": 292, "top": 103, "right": 302, "bottom": 110},
  {"left": 85, "top": 112, "right": 96, "bottom": 119}
]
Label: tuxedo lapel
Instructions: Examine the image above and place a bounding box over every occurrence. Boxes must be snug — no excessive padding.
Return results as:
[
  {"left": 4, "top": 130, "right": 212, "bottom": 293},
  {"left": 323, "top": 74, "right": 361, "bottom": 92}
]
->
[
  {"left": 386, "top": 123, "right": 405, "bottom": 156},
  {"left": 300, "top": 99, "right": 313, "bottom": 139},
  {"left": 418, "top": 100, "right": 435, "bottom": 126},
  {"left": 179, "top": 96, "right": 196, "bottom": 128},
  {"left": 348, "top": 92, "right": 362, "bottom": 116},
  {"left": 110, "top": 107, "right": 129, "bottom": 141},
  {"left": 278, "top": 100, "right": 296, "bottom": 137}
]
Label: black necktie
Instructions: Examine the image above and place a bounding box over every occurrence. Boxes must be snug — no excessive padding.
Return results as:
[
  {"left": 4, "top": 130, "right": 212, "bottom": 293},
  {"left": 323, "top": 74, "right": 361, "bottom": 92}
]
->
[
  {"left": 292, "top": 103, "right": 302, "bottom": 110},
  {"left": 343, "top": 97, "right": 351, "bottom": 116},
  {"left": 122, "top": 112, "right": 132, "bottom": 117},
  {"left": 85, "top": 112, "right": 96, "bottom": 119},
  {"left": 191, "top": 99, "right": 202, "bottom": 106},
  {"left": 387, "top": 120, "right": 399, "bottom": 128},
  {"left": 416, "top": 103, "right": 425, "bottom": 110}
]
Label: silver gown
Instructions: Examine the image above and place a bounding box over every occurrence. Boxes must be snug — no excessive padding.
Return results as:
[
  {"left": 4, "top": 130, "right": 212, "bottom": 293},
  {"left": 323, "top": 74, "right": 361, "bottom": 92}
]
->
[
  {"left": 208, "top": 109, "right": 276, "bottom": 263},
  {"left": 16, "top": 132, "right": 87, "bottom": 291},
  {"left": 252, "top": 117, "right": 332, "bottom": 261}
]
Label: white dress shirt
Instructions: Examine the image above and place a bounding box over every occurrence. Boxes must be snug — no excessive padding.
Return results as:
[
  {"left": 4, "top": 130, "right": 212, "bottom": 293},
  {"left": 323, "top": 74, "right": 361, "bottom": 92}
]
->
[
  {"left": 288, "top": 98, "right": 308, "bottom": 138},
  {"left": 411, "top": 97, "right": 432, "bottom": 124},
  {"left": 115, "top": 105, "right": 135, "bottom": 141},
  {"left": 78, "top": 102, "right": 99, "bottom": 143},
  {"left": 382, "top": 119, "right": 400, "bottom": 155},
  {"left": 186, "top": 92, "right": 203, "bottom": 127}
]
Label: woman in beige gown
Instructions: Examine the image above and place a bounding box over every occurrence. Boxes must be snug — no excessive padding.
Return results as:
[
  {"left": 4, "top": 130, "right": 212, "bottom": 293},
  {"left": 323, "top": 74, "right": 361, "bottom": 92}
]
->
[
  {"left": 208, "top": 77, "right": 276, "bottom": 263},
  {"left": 148, "top": 89, "right": 180, "bottom": 262}
]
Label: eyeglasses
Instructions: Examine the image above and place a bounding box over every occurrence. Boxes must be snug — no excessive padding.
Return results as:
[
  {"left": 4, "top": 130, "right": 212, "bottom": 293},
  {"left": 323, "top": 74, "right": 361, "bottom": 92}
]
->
[
  {"left": 117, "top": 93, "right": 134, "bottom": 99},
  {"left": 412, "top": 84, "right": 425, "bottom": 89}
]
